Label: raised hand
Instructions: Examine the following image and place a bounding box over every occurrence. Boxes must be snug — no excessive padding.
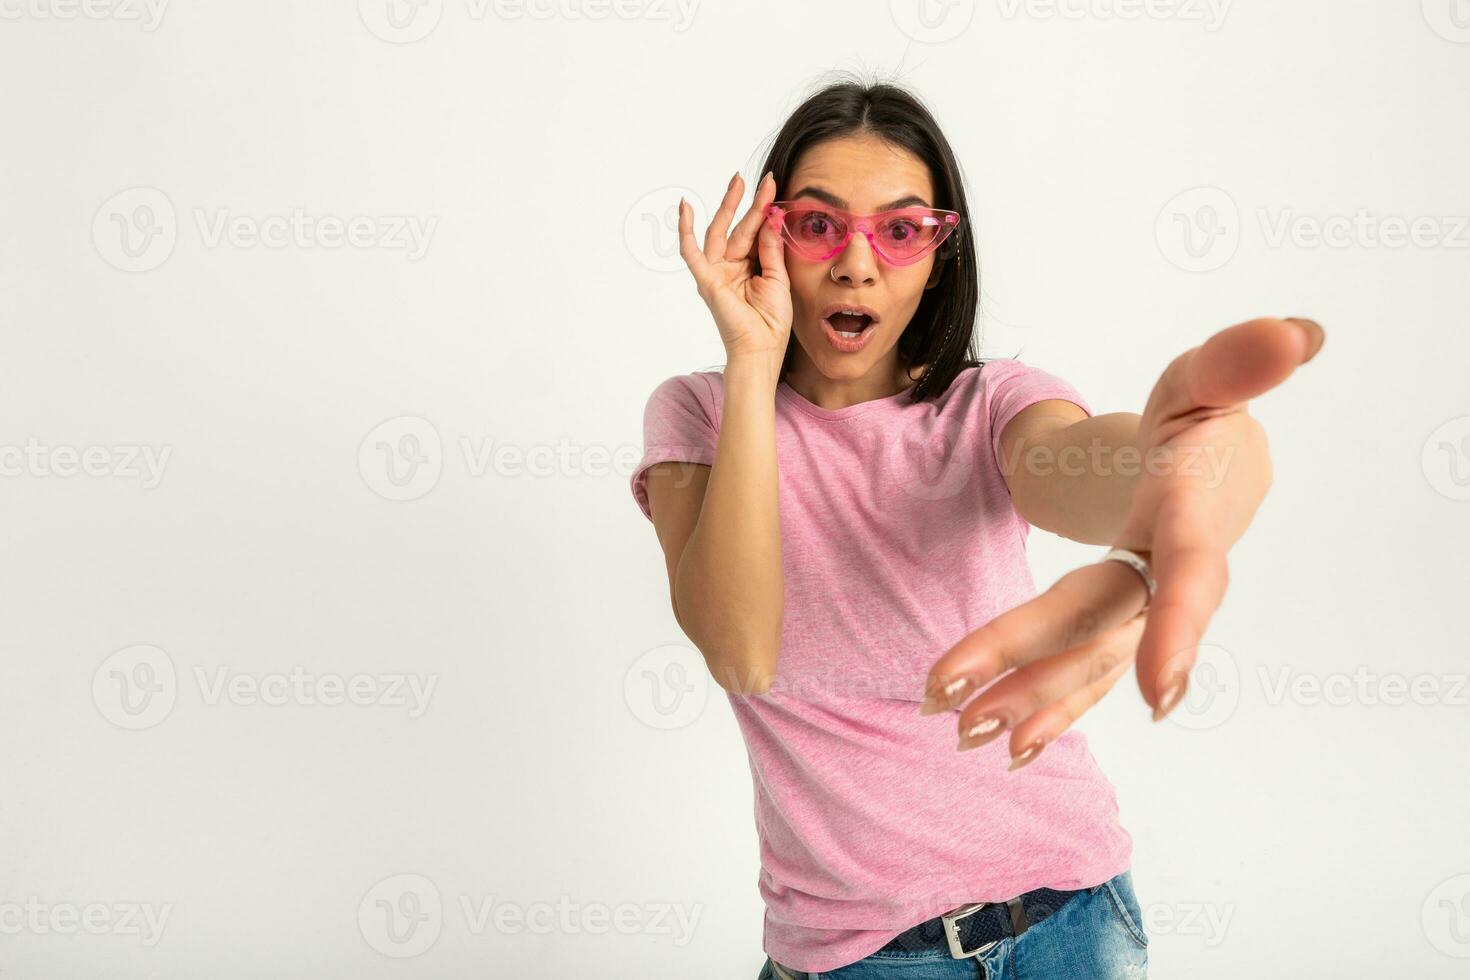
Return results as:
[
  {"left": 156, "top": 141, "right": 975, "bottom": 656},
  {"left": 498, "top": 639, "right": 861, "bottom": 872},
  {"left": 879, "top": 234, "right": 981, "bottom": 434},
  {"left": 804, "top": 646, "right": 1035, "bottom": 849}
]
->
[
  {"left": 917, "top": 317, "right": 1327, "bottom": 768},
  {"left": 676, "top": 172, "right": 792, "bottom": 365}
]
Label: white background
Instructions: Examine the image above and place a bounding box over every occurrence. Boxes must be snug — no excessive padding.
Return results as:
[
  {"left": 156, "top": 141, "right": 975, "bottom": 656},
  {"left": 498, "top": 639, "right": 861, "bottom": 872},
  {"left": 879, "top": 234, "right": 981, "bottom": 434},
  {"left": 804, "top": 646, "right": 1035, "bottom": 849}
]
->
[{"left": 2, "top": 0, "right": 1468, "bottom": 976}]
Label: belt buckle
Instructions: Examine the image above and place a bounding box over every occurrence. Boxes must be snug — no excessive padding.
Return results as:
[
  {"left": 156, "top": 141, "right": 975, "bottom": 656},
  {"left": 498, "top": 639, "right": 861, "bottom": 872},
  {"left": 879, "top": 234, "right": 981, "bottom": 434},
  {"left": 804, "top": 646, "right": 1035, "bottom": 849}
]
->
[{"left": 940, "top": 901, "right": 999, "bottom": 959}]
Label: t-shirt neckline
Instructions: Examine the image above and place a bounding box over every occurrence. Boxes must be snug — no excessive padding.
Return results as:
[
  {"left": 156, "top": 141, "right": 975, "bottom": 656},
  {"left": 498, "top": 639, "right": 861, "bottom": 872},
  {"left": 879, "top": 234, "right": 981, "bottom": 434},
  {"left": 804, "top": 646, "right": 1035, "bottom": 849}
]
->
[{"left": 776, "top": 377, "right": 919, "bottom": 421}]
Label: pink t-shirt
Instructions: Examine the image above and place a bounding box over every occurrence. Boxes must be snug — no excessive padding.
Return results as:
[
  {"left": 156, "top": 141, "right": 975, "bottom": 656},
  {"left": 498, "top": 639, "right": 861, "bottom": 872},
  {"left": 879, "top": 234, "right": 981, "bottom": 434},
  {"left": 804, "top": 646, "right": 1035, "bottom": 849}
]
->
[{"left": 629, "top": 359, "right": 1133, "bottom": 973}]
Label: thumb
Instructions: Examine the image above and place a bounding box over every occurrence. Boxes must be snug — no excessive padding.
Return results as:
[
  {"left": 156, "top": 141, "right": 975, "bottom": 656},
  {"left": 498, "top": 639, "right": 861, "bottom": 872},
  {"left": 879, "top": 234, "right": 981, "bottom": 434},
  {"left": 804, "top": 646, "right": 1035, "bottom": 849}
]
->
[
  {"left": 1146, "top": 317, "right": 1325, "bottom": 423},
  {"left": 755, "top": 212, "right": 789, "bottom": 288}
]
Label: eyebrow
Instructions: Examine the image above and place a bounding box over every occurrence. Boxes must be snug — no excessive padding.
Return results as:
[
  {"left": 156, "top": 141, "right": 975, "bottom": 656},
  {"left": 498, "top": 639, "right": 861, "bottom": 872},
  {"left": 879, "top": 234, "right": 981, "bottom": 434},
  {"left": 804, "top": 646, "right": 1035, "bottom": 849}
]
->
[{"left": 788, "top": 186, "right": 932, "bottom": 211}]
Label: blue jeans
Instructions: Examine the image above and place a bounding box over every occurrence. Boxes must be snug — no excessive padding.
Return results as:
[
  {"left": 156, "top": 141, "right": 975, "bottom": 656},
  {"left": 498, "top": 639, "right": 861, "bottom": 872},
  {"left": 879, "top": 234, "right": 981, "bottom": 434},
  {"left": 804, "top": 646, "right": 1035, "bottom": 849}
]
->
[{"left": 757, "top": 870, "right": 1149, "bottom": 979}]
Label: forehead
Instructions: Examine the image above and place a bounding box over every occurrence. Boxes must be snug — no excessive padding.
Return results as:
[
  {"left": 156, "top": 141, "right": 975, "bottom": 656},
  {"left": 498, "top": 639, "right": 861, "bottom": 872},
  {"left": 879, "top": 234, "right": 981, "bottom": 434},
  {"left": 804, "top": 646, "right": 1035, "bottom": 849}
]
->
[{"left": 786, "top": 133, "right": 935, "bottom": 210}]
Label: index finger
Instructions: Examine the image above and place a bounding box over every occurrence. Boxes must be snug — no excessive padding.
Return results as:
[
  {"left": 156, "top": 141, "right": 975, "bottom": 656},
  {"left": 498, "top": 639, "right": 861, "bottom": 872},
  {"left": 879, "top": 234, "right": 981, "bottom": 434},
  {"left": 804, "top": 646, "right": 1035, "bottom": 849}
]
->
[
  {"left": 918, "top": 557, "right": 1151, "bottom": 714},
  {"left": 725, "top": 172, "right": 776, "bottom": 263}
]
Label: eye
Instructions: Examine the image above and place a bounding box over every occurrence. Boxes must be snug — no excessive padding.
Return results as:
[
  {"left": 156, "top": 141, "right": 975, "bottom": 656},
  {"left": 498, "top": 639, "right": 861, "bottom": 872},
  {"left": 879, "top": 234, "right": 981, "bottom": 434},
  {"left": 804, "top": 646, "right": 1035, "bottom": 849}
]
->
[
  {"left": 886, "top": 219, "right": 922, "bottom": 241},
  {"left": 796, "top": 211, "right": 837, "bottom": 237}
]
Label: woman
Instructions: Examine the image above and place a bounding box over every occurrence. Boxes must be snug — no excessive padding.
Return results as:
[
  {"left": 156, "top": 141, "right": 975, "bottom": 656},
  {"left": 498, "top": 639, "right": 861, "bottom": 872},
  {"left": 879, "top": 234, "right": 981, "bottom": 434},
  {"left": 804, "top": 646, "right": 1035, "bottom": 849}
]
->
[{"left": 629, "top": 79, "right": 1323, "bottom": 979}]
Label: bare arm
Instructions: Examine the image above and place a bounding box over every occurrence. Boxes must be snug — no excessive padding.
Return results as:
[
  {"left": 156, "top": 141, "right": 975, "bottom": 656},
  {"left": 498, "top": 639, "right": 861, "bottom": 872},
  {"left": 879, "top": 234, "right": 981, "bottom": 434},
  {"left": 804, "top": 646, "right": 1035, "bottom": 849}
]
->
[
  {"left": 997, "top": 400, "right": 1144, "bottom": 545},
  {"left": 641, "top": 169, "right": 793, "bottom": 694},
  {"left": 645, "top": 355, "right": 784, "bottom": 695}
]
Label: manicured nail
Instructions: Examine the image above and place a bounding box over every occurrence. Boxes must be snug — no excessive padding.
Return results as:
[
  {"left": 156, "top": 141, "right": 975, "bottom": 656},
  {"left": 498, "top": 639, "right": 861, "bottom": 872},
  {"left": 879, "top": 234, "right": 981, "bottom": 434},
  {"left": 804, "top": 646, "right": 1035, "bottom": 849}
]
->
[
  {"left": 957, "top": 715, "right": 1004, "bottom": 751},
  {"left": 1152, "top": 676, "right": 1186, "bottom": 722},
  {"left": 920, "top": 677, "right": 970, "bottom": 715},
  {"left": 729, "top": 171, "right": 740, "bottom": 189},
  {"left": 1287, "top": 317, "right": 1325, "bottom": 363},
  {"left": 1007, "top": 738, "right": 1046, "bottom": 771}
]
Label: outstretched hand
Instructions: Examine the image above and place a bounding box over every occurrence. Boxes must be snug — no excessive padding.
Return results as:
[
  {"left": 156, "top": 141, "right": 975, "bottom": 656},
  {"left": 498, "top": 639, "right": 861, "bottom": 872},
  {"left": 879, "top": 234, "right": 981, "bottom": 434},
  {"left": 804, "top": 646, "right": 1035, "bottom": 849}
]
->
[{"left": 917, "top": 317, "right": 1327, "bottom": 769}]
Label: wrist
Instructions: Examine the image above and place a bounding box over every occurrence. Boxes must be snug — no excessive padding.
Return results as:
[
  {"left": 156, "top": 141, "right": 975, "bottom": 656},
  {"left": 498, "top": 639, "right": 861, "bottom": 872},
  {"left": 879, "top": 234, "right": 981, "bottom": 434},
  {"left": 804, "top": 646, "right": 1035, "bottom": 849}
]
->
[{"left": 723, "top": 349, "right": 784, "bottom": 391}]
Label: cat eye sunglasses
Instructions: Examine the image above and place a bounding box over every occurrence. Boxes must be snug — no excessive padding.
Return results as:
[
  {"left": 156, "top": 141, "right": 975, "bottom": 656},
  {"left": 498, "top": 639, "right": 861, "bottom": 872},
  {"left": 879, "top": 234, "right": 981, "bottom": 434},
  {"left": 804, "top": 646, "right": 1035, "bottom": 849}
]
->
[{"left": 765, "top": 199, "right": 961, "bottom": 267}]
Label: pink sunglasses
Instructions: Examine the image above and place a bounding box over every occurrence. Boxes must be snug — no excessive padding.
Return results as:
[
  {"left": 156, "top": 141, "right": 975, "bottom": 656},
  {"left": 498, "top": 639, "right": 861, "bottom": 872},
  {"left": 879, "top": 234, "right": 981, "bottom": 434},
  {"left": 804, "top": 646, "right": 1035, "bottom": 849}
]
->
[{"left": 765, "top": 199, "right": 961, "bottom": 267}]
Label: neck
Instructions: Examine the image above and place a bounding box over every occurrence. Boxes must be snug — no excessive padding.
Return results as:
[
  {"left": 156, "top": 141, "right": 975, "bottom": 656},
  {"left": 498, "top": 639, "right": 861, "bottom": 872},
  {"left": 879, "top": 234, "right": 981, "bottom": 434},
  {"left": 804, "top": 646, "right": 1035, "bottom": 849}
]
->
[{"left": 782, "top": 353, "right": 923, "bottom": 412}]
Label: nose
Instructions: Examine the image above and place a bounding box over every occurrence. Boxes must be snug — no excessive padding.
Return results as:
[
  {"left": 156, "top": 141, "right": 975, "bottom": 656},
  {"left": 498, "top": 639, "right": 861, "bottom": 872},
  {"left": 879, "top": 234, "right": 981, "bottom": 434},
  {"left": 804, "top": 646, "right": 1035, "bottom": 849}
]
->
[{"left": 829, "top": 233, "right": 878, "bottom": 286}]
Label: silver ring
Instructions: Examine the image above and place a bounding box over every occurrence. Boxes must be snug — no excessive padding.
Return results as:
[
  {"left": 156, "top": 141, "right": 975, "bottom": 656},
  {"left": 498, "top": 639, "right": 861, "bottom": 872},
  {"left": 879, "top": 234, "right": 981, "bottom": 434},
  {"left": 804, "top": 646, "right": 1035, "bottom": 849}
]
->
[
  {"left": 830, "top": 265, "right": 839, "bottom": 282},
  {"left": 1101, "top": 547, "right": 1156, "bottom": 611}
]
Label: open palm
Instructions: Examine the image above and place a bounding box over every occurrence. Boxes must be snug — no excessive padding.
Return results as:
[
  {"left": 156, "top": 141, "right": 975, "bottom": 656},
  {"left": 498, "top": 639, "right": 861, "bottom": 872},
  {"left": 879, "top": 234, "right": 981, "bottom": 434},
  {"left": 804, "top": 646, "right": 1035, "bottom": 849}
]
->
[{"left": 918, "top": 317, "right": 1326, "bottom": 768}]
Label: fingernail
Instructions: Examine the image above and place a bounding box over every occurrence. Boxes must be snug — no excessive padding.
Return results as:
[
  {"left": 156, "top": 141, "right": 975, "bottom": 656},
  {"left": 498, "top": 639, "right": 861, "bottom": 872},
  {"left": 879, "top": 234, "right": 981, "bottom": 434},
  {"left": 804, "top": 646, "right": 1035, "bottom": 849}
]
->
[
  {"left": 729, "top": 171, "right": 740, "bottom": 189},
  {"left": 1152, "top": 676, "right": 1187, "bottom": 722},
  {"left": 1007, "top": 738, "right": 1046, "bottom": 771},
  {"left": 920, "top": 676, "right": 970, "bottom": 715},
  {"left": 957, "top": 715, "right": 1004, "bottom": 751},
  {"left": 1287, "top": 317, "right": 1325, "bottom": 364}
]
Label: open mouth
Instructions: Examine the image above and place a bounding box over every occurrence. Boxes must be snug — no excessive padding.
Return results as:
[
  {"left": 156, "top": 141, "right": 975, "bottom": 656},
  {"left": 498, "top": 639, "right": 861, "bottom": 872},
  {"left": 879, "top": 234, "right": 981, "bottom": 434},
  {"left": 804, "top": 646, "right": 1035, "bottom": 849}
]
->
[{"left": 825, "top": 312, "right": 874, "bottom": 338}]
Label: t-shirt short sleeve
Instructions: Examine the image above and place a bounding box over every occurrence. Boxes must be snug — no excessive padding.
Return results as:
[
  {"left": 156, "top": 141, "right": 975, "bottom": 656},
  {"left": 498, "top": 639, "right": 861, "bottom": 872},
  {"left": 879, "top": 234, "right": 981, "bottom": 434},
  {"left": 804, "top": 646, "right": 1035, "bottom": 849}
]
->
[
  {"left": 629, "top": 372, "right": 721, "bottom": 522},
  {"left": 984, "top": 357, "right": 1093, "bottom": 475}
]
